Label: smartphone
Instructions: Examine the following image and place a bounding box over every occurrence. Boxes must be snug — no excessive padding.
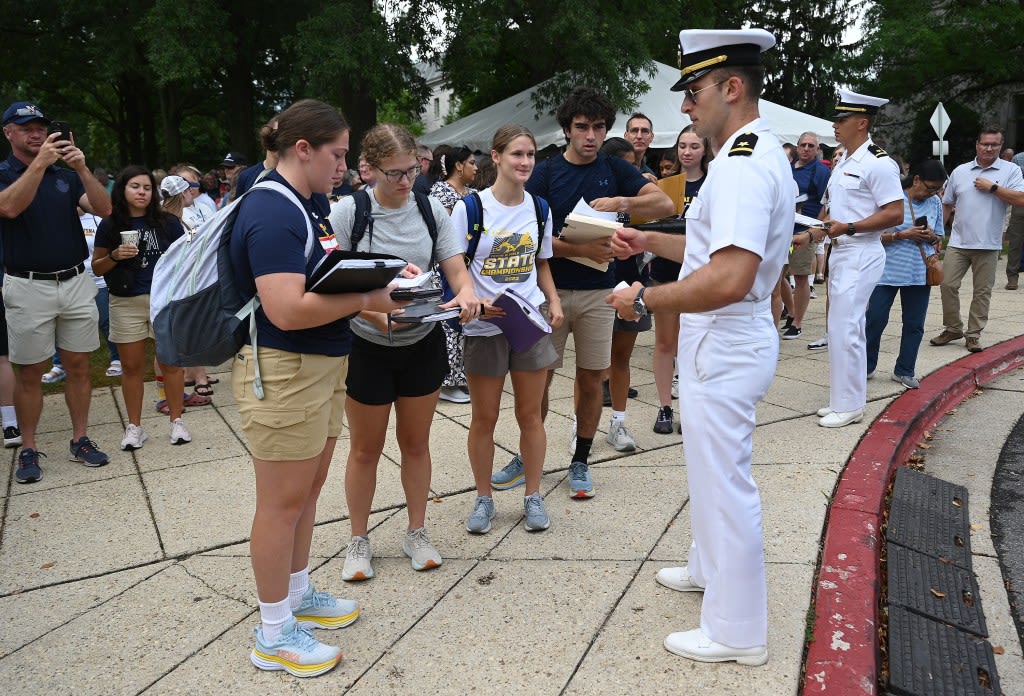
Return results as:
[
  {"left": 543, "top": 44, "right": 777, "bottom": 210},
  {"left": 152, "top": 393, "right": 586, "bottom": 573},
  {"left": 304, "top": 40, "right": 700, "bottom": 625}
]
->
[
  {"left": 390, "top": 287, "right": 443, "bottom": 301},
  {"left": 914, "top": 216, "right": 927, "bottom": 228},
  {"left": 50, "top": 120, "right": 70, "bottom": 142}
]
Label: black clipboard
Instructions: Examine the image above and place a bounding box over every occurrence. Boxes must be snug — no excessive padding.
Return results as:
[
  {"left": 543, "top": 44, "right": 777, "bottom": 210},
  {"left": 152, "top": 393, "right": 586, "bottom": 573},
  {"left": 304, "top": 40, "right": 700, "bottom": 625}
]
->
[{"left": 306, "top": 250, "right": 406, "bottom": 293}]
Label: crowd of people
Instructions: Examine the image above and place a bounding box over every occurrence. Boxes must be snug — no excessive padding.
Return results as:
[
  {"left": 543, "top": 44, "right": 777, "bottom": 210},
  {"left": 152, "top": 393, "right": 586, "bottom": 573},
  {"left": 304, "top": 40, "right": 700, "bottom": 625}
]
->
[{"left": 3, "top": 24, "right": 1024, "bottom": 681}]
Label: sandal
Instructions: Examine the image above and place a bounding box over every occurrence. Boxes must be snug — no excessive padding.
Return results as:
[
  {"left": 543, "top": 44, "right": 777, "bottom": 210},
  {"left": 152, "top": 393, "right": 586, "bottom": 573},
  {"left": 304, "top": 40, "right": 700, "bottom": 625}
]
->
[
  {"left": 183, "top": 392, "right": 212, "bottom": 407},
  {"left": 155, "top": 400, "right": 176, "bottom": 416},
  {"left": 184, "top": 380, "right": 196, "bottom": 387},
  {"left": 194, "top": 383, "right": 214, "bottom": 397},
  {"left": 206, "top": 377, "right": 220, "bottom": 385}
]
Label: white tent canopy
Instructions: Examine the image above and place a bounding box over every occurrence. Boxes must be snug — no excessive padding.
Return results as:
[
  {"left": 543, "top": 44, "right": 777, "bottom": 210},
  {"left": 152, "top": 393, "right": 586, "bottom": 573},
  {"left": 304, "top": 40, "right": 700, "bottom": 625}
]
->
[{"left": 419, "top": 61, "right": 837, "bottom": 152}]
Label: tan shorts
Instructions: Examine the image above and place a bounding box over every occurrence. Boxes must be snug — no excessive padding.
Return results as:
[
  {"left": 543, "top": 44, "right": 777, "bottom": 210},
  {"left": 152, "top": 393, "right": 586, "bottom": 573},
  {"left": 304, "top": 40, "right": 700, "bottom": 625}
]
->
[
  {"left": 109, "top": 294, "right": 155, "bottom": 344},
  {"left": 3, "top": 272, "right": 99, "bottom": 365},
  {"left": 549, "top": 288, "right": 615, "bottom": 371},
  {"left": 788, "top": 239, "right": 816, "bottom": 276},
  {"left": 232, "top": 345, "right": 348, "bottom": 461}
]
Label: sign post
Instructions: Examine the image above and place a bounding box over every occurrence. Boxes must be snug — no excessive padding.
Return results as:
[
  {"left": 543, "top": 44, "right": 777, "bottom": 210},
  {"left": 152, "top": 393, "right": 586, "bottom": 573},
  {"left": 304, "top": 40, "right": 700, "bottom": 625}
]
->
[{"left": 930, "top": 103, "right": 950, "bottom": 166}]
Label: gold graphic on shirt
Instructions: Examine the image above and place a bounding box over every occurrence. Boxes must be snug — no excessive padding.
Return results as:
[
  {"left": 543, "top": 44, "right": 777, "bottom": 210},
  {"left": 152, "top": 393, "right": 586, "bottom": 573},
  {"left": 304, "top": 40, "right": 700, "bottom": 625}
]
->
[{"left": 481, "top": 229, "right": 536, "bottom": 283}]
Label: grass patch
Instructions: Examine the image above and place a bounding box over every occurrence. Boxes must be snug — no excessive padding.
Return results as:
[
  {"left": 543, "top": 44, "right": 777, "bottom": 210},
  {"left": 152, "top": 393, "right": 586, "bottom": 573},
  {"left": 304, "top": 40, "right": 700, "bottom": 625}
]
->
[{"left": 40, "top": 337, "right": 156, "bottom": 396}]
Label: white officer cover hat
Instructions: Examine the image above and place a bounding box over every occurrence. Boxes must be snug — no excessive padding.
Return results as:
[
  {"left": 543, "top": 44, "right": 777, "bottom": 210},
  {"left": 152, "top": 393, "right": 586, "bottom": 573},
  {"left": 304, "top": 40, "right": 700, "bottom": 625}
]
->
[
  {"left": 671, "top": 28, "right": 776, "bottom": 91},
  {"left": 834, "top": 88, "right": 889, "bottom": 118}
]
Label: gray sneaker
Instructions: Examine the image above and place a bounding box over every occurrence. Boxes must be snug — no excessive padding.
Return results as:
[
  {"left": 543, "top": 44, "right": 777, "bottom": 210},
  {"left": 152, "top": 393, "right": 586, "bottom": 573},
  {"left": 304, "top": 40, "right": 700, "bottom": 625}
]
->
[
  {"left": 466, "top": 496, "right": 496, "bottom": 534},
  {"left": 605, "top": 420, "right": 637, "bottom": 452},
  {"left": 523, "top": 492, "right": 550, "bottom": 531},
  {"left": 403, "top": 527, "right": 442, "bottom": 571},
  {"left": 891, "top": 373, "right": 921, "bottom": 389},
  {"left": 491, "top": 455, "right": 525, "bottom": 490},
  {"left": 341, "top": 535, "right": 374, "bottom": 582}
]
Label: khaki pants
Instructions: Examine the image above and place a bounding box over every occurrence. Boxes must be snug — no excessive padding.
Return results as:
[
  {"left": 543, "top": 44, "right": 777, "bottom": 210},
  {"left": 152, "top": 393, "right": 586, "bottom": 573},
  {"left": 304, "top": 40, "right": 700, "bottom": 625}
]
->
[{"left": 939, "top": 246, "right": 998, "bottom": 337}]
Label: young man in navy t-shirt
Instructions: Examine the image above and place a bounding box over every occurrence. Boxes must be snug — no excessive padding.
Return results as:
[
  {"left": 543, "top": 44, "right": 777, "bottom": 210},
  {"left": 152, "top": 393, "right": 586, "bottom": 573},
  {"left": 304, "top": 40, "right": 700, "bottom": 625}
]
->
[{"left": 492, "top": 87, "right": 672, "bottom": 499}]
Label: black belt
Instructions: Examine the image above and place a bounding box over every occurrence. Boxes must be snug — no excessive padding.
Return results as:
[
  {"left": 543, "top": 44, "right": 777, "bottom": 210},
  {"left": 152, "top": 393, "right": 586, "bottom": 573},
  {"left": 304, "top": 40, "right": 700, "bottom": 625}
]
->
[{"left": 7, "top": 262, "right": 86, "bottom": 282}]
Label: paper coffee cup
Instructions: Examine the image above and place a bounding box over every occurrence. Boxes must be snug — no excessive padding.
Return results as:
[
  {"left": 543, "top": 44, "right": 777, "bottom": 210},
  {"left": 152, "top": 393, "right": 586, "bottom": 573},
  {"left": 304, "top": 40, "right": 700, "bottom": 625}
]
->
[{"left": 120, "top": 230, "right": 140, "bottom": 247}]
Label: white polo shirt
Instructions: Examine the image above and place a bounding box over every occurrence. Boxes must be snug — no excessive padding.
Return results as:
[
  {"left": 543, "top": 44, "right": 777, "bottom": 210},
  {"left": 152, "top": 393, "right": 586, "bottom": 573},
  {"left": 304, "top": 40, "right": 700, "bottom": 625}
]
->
[
  {"left": 825, "top": 137, "right": 903, "bottom": 240},
  {"left": 943, "top": 156, "right": 1024, "bottom": 249},
  {"left": 682, "top": 118, "right": 794, "bottom": 308}
]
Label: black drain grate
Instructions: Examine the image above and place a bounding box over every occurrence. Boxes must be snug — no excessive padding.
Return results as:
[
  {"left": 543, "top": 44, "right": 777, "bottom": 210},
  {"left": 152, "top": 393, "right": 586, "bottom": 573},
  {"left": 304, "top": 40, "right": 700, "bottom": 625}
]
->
[
  {"left": 887, "top": 468, "right": 971, "bottom": 568},
  {"left": 887, "top": 543, "right": 988, "bottom": 637},
  {"left": 888, "top": 607, "right": 1000, "bottom": 696}
]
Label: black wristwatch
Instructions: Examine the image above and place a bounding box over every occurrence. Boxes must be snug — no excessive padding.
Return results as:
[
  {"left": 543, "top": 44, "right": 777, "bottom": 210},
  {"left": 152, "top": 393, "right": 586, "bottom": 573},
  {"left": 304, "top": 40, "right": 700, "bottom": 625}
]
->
[
  {"left": 846, "top": 223, "right": 857, "bottom": 236},
  {"left": 990, "top": 183, "right": 999, "bottom": 194},
  {"left": 632, "top": 287, "right": 649, "bottom": 319}
]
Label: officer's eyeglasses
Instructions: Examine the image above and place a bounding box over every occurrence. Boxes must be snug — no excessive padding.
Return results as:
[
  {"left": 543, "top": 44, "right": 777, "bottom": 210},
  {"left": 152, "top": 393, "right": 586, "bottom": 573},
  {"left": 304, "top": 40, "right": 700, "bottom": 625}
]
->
[{"left": 682, "top": 81, "right": 725, "bottom": 105}]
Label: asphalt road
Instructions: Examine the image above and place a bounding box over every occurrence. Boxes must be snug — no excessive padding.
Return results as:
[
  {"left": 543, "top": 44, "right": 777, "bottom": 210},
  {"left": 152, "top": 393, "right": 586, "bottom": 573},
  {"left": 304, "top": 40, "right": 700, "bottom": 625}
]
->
[{"left": 992, "top": 411, "right": 1024, "bottom": 648}]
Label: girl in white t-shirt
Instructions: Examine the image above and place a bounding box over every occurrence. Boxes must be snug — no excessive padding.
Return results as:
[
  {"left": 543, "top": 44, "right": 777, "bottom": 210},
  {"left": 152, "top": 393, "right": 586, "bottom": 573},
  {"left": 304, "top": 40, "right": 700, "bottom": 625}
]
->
[{"left": 450, "top": 124, "right": 563, "bottom": 534}]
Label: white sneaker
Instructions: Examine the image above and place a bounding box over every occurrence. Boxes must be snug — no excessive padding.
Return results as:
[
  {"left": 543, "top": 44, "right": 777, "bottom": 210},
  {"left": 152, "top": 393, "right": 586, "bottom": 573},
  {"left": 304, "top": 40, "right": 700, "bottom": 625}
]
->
[
  {"left": 438, "top": 386, "right": 470, "bottom": 403},
  {"left": 341, "top": 536, "right": 374, "bottom": 582},
  {"left": 605, "top": 420, "right": 637, "bottom": 452},
  {"left": 170, "top": 418, "right": 192, "bottom": 445},
  {"left": 403, "top": 527, "right": 442, "bottom": 571},
  {"left": 671, "top": 374, "right": 679, "bottom": 399},
  {"left": 105, "top": 360, "right": 123, "bottom": 377},
  {"left": 807, "top": 335, "right": 828, "bottom": 351},
  {"left": 120, "top": 423, "right": 147, "bottom": 451}
]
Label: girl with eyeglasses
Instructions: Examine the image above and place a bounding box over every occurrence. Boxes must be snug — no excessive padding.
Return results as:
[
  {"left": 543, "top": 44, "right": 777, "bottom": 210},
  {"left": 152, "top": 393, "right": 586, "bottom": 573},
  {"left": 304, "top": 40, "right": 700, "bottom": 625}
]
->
[{"left": 328, "top": 124, "right": 482, "bottom": 583}]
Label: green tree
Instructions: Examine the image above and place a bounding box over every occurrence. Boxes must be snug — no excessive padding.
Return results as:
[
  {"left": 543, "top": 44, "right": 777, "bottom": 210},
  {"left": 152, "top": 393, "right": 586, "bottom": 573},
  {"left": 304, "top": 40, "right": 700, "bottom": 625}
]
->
[{"left": 854, "top": 0, "right": 1024, "bottom": 118}]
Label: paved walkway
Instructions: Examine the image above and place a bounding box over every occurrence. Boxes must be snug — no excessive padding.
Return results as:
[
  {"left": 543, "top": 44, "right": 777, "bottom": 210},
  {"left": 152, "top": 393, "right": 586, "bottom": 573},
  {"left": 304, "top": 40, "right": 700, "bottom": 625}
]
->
[{"left": 1, "top": 263, "right": 1022, "bottom": 695}]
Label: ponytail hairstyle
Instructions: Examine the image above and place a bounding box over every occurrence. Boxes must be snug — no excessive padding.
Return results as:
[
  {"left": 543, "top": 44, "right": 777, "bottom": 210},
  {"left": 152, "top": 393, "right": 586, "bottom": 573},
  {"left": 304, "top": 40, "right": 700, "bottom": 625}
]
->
[
  {"left": 427, "top": 144, "right": 452, "bottom": 182},
  {"left": 262, "top": 99, "right": 348, "bottom": 159}
]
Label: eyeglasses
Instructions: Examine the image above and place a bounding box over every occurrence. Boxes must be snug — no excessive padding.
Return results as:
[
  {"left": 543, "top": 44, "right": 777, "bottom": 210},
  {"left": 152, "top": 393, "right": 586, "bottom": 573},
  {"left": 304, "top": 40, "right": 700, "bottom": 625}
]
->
[
  {"left": 682, "top": 80, "right": 725, "bottom": 105},
  {"left": 978, "top": 142, "right": 1001, "bottom": 149},
  {"left": 922, "top": 182, "right": 943, "bottom": 194},
  {"left": 376, "top": 165, "right": 421, "bottom": 183},
  {"left": 798, "top": 143, "right": 817, "bottom": 148}
]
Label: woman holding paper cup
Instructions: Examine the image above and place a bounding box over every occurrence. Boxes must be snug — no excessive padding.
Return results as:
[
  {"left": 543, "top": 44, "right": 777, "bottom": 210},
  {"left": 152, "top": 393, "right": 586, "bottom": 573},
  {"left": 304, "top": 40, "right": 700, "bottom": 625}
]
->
[
  {"left": 329, "top": 124, "right": 481, "bottom": 581},
  {"left": 92, "top": 165, "right": 189, "bottom": 449},
  {"left": 450, "top": 124, "right": 563, "bottom": 534}
]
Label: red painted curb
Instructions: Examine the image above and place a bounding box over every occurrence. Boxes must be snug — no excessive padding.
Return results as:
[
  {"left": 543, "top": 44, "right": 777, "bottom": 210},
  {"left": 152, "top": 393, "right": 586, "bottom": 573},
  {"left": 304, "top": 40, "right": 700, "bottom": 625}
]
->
[{"left": 802, "top": 336, "right": 1024, "bottom": 695}]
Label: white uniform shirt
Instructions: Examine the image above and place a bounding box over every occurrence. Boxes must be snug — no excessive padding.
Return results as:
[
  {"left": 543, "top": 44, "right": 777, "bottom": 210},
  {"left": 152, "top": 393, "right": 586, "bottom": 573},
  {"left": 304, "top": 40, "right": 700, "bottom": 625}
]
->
[
  {"left": 825, "top": 137, "right": 903, "bottom": 238},
  {"left": 682, "top": 118, "right": 794, "bottom": 308},
  {"left": 943, "top": 157, "right": 1024, "bottom": 249},
  {"left": 450, "top": 189, "right": 554, "bottom": 337}
]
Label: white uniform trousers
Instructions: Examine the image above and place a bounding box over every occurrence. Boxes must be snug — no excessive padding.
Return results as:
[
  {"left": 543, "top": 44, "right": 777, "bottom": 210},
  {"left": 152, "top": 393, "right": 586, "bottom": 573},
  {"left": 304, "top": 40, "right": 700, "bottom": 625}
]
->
[
  {"left": 826, "top": 239, "right": 885, "bottom": 412},
  {"left": 678, "top": 308, "right": 777, "bottom": 649}
]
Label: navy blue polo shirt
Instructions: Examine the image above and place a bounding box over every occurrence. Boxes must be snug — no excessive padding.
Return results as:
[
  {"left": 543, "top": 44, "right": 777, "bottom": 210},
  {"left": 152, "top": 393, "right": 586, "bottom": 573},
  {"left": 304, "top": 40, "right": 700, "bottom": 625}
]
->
[
  {"left": 526, "top": 152, "right": 647, "bottom": 290},
  {"left": 0, "top": 154, "right": 88, "bottom": 272}
]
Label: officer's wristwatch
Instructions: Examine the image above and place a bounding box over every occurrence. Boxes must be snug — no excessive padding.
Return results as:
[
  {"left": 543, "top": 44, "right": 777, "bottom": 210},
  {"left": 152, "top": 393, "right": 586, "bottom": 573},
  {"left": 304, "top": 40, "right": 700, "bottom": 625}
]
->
[
  {"left": 990, "top": 183, "right": 999, "bottom": 194},
  {"left": 632, "top": 287, "right": 649, "bottom": 319},
  {"left": 846, "top": 223, "right": 857, "bottom": 236}
]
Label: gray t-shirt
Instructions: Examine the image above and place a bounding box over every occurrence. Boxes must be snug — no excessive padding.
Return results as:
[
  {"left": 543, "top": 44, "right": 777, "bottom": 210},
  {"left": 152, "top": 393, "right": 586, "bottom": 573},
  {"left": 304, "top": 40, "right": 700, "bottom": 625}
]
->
[{"left": 329, "top": 190, "right": 463, "bottom": 346}]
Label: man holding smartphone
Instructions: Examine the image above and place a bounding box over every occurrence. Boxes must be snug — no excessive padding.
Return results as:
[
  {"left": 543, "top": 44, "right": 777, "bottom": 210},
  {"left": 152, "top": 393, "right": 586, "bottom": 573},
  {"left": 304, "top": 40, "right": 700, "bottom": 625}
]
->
[{"left": 0, "top": 101, "right": 113, "bottom": 483}]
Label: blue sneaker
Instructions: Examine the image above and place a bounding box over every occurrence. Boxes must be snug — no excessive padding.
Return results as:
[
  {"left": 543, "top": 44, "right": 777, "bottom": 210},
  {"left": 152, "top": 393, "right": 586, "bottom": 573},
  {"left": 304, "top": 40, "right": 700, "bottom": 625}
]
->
[
  {"left": 69, "top": 436, "right": 108, "bottom": 467},
  {"left": 524, "top": 492, "right": 549, "bottom": 531},
  {"left": 568, "top": 461, "right": 595, "bottom": 499},
  {"left": 466, "top": 496, "right": 496, "bottom": 534},
  {"left": 491, "top": 454, "right": 525, "bottom": 491},
  {"left": 15, "top": 448, "right": 44, "bottom": 484},
  {"left": 294, "top": 586, "right": 360, "bottom": 630},
  {"left": 250, "top": 617, "right": 342, "bottom": 678}
]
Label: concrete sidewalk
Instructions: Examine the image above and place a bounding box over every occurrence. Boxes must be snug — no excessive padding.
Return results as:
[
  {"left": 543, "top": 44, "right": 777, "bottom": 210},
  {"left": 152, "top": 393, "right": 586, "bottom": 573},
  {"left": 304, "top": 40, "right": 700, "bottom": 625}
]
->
[{"left": 1, "top": 263, "right": 1022, "bottom": 695}]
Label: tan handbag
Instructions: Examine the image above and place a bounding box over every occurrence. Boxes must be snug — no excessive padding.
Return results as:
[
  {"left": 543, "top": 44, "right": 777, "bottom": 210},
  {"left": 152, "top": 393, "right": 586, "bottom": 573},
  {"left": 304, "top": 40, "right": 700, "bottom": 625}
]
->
[{"left": 909, "top": 199, "right": 943, "bottom": 286}]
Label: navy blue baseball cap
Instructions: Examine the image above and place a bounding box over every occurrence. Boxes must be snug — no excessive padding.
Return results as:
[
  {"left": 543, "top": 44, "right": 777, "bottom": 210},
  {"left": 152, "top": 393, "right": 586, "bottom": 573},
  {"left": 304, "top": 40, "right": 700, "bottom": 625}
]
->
[{"left": 2, "top": 101, "right": 50, "bottom": 126}]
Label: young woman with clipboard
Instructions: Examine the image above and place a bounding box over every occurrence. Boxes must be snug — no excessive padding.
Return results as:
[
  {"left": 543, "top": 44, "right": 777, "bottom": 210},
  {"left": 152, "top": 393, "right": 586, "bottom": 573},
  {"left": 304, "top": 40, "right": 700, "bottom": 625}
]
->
[
  {"left": 451, "top": 124, "right": 564, "bottom": 534},
  {"left": 328, "top": 124, "right": 481, "bottom": 583}
]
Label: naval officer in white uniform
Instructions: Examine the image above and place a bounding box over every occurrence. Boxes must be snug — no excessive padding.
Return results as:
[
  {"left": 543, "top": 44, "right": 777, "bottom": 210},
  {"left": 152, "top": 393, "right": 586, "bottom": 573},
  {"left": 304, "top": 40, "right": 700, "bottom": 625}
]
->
[
  {"left": 608, "top": 27, "right": 793, "bottom": 666},
  {"left": 819, "top": 89, "right": 904, "bottom": 428}
]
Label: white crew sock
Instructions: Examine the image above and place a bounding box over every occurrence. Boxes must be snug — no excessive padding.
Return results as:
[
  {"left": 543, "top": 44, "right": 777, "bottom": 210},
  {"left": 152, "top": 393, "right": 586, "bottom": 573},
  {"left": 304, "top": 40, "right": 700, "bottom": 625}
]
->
[
  {"left": 258, "top": 597, "right": 292, "bottom": 642},
  {"left": 611, "top": 410, "right": 626, "bottom": 424},
  {"left": 288, "top": 566, "right": 310, "bottom": 610},
  {"left": 1, "top": 405, "right": 16, "bottom": 428}
]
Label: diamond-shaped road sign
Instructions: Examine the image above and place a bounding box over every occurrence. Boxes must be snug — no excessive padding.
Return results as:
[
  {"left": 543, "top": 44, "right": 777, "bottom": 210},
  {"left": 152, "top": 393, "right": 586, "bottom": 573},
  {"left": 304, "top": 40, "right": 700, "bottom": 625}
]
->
[{"left": 930, "top": 103, "right": 950, "bottom": 140}]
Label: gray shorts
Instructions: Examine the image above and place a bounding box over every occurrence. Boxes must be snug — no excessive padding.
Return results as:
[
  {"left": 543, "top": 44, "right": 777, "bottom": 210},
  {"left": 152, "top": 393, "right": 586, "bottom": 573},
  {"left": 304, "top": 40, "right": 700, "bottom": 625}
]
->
[{"left": 464, "top": 333, "right": 558, "bottom": 377}]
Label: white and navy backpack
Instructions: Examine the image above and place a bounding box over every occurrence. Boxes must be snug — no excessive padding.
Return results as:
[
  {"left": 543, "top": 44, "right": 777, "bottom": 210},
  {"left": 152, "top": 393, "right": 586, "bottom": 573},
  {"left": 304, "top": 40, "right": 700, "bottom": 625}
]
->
[{"left": 150, "top": 180, "right": 314, "bottom": 398}]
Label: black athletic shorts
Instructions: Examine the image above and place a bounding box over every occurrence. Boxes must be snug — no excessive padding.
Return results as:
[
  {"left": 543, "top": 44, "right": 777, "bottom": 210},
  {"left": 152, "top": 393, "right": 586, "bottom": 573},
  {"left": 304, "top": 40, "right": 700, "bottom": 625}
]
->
[{"left": 346, "top": 325, "right": 448, "bottom": 405}]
